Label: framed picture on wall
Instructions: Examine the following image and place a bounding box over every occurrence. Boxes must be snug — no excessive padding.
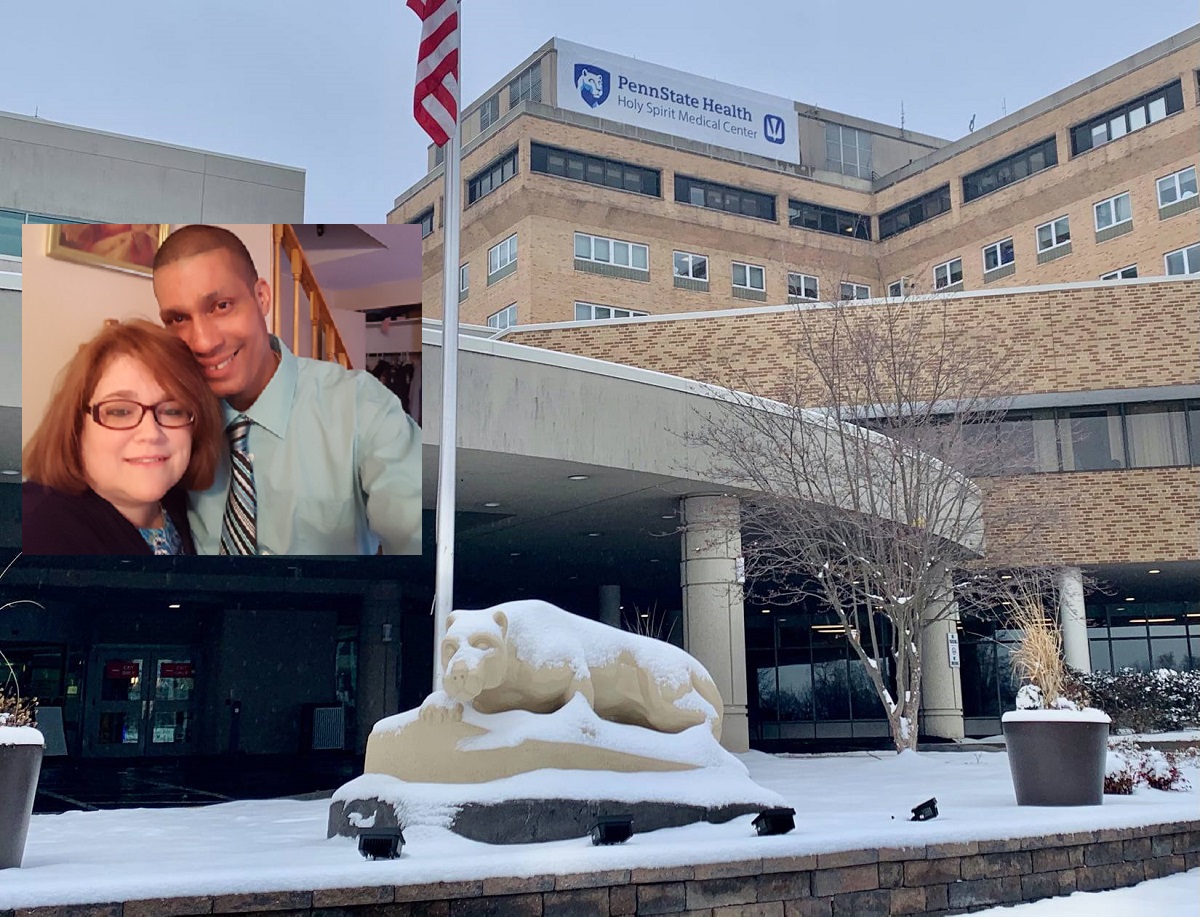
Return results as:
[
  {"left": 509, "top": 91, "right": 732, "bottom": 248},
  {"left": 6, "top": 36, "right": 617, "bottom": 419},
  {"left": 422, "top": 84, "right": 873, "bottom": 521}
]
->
[{"left": 45, "top": 223, "right": 170, "bottom": 276}]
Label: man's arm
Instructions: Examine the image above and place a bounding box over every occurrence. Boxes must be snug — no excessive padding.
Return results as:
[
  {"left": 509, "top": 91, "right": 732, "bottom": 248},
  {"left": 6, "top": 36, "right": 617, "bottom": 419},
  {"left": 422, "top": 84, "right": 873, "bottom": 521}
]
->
[{"left": 356, "top": 375, "right": 423, "bottom": 555}]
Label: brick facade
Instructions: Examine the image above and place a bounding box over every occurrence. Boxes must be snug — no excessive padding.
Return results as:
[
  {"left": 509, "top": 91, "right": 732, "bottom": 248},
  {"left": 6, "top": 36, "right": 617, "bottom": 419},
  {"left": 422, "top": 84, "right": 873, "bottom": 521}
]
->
[
  {"left": 395, "top": 36, "right": 1200, "bottom": 327},
  {"left": 506, "top": 279, "right": 1200, "bottom": 565}
]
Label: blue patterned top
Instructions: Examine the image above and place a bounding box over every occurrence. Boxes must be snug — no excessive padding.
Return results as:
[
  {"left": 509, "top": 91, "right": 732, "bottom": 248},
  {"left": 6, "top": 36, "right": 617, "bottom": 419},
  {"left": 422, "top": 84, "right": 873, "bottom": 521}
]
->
[{"left": 138, "top": 508, "right": 183, "bottom": 555}]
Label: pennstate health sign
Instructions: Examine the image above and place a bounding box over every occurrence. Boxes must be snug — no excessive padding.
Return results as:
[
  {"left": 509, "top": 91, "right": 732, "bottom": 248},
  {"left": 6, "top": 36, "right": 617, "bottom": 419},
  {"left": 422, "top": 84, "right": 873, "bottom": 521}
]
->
[{"left": 554, "top": 39, "right": 800, "bottom": 165}]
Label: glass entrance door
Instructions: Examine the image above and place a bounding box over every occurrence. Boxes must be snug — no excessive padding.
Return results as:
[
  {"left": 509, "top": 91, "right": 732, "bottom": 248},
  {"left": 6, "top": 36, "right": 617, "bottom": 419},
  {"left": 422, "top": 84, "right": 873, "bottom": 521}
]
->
[{"left": 86, "top": 646, "right": 198, "bottom": 757}]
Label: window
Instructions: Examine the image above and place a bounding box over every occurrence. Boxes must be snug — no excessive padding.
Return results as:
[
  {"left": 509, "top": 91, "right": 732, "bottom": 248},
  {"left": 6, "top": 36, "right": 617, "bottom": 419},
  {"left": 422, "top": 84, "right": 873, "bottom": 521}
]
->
[
  {"left": 732, "top": 261, "right": 765, "bottom": 292},
  {"left": 675, "top": 175, "right": 776, "bottom": 221},
  {"left": 487, "top": 304, "right": 517, "bottom": 330},
  {"left": 0, "top": 210, "right": 93, "bottom": 257},
  {"left": 788, "top": 272, "right": 819, "bottom": 301},
  {"left": 825, "top": 124, "right": 873, "bottom": 179},
  {"left": 1157, "top": 166, "right": 1197, "bottom": 207},
  {"left": 479, "top": 94, "right": 500, "bottom": 131},
  {"left": 887, "top": 279, "right": 907, "bottom": 298},
  {"left": 983, "top": 238, "right": 1015, "bottom": 272},
  {"left": 788, "top": 200, "right": 871, "bottom": 240},
  {"left": 962, "top": 137, "right": 1058, "bottom": 202},
  {"left": 1094, "top": 192, "right": 1132, "bottom": 231},
  {"left": 487, "top": 234, "right": 518, "bottom": 282},
  {"left": 1058, "top": 407, "right": 1125, "bottom": 471},
  {"left": 673, "top": 251, "right": 708, "bottom": 281},
  {"left": 839, "top": 282, "right": 870, "bottom": 301},
  {"left": 574, "top": 302, "right": 648, "bottom": 321},
  {"left": 573, "top": 232, "right": 649, "bottom": 272},
  {"left": 467, "top": 148, "right": 517, "bottom": 205},
  {"left": 410, "top": 207, "right": 434, "bottom": 239},
  {"left": 459, "top": 263, "right": 469, "bottom": 294},
  {"left": 878, "top": 185, "right": 952, "bottom": 240},
  {"left": 531, "top": 143, "right": 660, "bottom": 197},
  {"left": 1070, "top": 80, "right": 1184, "bottom": 155},
  {"left": 934, "top": 258, "right": 963, "bottom": 289},
  {"left": 1164, "top": 243, "right": 1200, "bottom": 276},
  {"left": 1100, "top": 265, "right": 1137, "bottom": 280},
  {"left": 1125, "top": 404, "right": 1189, "bottom": 468},
  {"left": 508, "top": 62, "right": 541, "bottom": 106},
  {"left": 1036, "top": 216, "right": 1070, "bottom": 252}
]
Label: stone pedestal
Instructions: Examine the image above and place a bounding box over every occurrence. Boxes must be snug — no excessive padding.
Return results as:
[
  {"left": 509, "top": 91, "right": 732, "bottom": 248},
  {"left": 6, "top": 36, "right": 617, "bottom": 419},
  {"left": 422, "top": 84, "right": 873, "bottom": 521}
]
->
[{"left": 680, "top": 494, "right": 748, "bottom": 753}]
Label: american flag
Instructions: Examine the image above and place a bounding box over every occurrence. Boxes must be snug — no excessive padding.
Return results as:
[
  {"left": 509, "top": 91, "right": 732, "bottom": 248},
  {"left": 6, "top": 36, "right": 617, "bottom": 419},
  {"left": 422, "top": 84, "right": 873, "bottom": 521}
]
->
[{"left": 407, "top": 0, "right": 460, "bottom": 147}]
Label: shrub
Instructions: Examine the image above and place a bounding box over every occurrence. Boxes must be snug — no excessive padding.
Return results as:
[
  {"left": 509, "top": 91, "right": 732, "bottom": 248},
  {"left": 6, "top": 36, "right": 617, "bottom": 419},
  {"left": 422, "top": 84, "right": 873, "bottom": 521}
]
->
[
  {"left": 1105, "top": 739, "right": 1191, "bottom": 794},
  {"left": 1066, "top": 667, "right": 1200, "bottom": 733}
]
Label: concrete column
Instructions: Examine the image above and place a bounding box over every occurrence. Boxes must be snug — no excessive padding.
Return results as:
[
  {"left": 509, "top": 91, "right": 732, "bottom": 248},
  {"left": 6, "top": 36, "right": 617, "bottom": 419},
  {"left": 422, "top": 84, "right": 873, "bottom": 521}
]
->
[
  {"left": 357, "top": 582, "right": 402, "bottom": 752},
  {"left": 1058, "top": 567, "right": 1090, "bottom": 673},
  {"left": 680, "top": 494, "right": 749, "bottom": 753},
  {"left": 919, "top": 577, "right": 965, "bottom": 742},
  {"left": 599, "top": 585, "right": 621, "bottom": 629}
]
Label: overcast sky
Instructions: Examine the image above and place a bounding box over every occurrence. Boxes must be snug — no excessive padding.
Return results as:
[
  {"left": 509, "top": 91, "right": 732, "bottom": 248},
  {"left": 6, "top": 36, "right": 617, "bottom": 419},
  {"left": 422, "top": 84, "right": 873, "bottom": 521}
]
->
[{"left": 1, "top": 1, "right": 1195, "bottom": 222}]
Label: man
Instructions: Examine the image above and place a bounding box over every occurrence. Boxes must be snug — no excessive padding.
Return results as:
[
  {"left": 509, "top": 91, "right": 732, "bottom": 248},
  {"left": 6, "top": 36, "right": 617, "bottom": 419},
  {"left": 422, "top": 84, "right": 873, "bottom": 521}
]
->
[{"left": 152, "top": 224, "right": 421, "bottom": 555}]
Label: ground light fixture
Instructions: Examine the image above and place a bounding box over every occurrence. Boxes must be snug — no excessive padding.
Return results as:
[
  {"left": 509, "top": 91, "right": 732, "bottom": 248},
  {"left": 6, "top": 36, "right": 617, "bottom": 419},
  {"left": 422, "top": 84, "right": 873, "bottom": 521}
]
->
[
  {"left": 910, "top": 798, "right": 938, "bottom": 821},
  {"left": 567, "top": 474, "right": 590, "bottom": 481},
  {"left": 752, "top": 807, "right": 796, "bottom": 836},
  {"left": 590, "top": 816, "right": 633, "bottom": 845},
  {"left": 358, "top": 827, "right": 404, "bottom": 859}
]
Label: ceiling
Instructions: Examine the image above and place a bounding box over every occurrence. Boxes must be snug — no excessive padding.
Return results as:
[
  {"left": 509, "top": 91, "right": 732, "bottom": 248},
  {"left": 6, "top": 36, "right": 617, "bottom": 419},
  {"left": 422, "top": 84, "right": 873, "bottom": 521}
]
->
[{"left": 291, "top": 223, "right": 422, "bottom": 317}]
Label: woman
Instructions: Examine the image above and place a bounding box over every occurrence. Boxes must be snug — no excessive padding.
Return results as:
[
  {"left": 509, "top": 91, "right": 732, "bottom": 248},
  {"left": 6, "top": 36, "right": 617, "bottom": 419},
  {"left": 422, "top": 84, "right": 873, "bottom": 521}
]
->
[{"left": 22, "top": 320, "right": 223, "bottom": 555}]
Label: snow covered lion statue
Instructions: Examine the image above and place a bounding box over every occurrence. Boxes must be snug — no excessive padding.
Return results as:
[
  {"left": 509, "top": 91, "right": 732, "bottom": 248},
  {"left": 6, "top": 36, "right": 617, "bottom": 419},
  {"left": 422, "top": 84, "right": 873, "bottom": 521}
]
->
[{"left": 423, "top": 600, "right": 724, "bottom": 740}]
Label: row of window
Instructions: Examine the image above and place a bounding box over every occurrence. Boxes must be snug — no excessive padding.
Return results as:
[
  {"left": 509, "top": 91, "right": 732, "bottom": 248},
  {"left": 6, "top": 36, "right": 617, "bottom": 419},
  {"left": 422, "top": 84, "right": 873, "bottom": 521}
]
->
[
  {"left": 487, "top": 300, "right": 651, "bottom": 330},
  {"left": 962, "top": 137, "right": 1058, "bottom": 203},
  {"left": 531, "top": 142, "right": 661, "bottom": 197},
  {"left": 1070, "top": 80, "right": 1185, "bottom": 156},
  {"left": 0, "top": 208, "right": 90, "bottom": 257},
  {"left": 900, "top": 238, "right": 1197, "bottom": 294},
  {"left": 878, "top": 184, "right": 952, "bottom": 240},
  {"left": 474, "top": 216, "right": 1197, "bottom": 328},
  {"left": 890, "top": 165, "right": 1196, "bottom": 290},
  {"left": 978, "top": 400, "right": 1200, "bottom": 474}
]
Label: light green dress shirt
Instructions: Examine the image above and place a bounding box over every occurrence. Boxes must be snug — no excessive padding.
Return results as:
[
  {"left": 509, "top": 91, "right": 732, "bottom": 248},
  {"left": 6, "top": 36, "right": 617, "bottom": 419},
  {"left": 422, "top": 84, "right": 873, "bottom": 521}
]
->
[{"left": 188, "top": 337, "right": 422, "bottom": 555}]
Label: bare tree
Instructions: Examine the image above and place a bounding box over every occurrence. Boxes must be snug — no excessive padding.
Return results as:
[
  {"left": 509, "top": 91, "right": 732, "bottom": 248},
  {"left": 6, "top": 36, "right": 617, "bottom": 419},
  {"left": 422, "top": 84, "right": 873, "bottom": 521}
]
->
[{"left": 692, "top": 292, "right": 1060, "bottom": 752}]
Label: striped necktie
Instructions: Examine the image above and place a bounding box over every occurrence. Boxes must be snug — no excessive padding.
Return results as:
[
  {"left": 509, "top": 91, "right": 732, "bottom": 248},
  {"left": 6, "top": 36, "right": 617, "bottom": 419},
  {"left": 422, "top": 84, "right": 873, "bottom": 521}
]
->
[{"left": 219, "top": 415, "right": 257, "bottom": 556}]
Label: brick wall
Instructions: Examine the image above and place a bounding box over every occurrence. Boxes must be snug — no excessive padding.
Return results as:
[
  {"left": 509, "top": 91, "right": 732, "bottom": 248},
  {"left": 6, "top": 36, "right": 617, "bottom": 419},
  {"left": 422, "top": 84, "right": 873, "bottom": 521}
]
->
[
  {"left": 508, "top": 280, "right": 1200, "bottom": 398},
  {"left": 49, "top": 819, "right": 1200, "bottom": 917},
  {"left": 508, "top": 280, "right": 1200, "bottom": 564}
]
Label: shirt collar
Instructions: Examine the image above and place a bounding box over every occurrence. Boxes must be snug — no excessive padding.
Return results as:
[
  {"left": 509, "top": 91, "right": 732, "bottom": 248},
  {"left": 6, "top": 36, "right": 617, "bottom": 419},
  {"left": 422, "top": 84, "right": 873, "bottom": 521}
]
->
[{"left": 221, "top": 336, "right": 296, "bottom": 439}]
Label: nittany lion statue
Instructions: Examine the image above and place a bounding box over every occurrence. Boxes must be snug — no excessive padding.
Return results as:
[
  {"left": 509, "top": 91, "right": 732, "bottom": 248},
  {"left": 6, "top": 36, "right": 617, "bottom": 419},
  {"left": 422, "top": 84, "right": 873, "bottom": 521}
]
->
[{"left": 420, "top": 599, "right": 723, "bottom": 740}]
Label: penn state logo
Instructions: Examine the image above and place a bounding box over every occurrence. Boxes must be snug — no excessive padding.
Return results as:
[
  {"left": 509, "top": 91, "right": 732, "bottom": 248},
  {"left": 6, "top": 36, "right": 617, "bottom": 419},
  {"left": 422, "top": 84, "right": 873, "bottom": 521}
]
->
[
  {"left": 574, "top": 63, "right": 610, "bottom": 108},
  {"left": 764, "top": 114, "right": 786, "bottom": 145}
]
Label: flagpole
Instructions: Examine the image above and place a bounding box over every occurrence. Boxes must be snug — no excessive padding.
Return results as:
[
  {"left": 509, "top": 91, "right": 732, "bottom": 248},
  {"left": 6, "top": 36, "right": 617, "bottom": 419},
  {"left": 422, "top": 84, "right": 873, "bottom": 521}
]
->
[{"left": 432, "top": 80, "right": 461, "bottom": 694}]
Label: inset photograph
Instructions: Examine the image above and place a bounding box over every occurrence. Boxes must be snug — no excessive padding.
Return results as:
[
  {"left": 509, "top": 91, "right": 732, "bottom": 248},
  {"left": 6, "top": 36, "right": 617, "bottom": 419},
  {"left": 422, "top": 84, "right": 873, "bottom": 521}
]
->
[{"left": 21, "top": 223, "right": 422, "bottom": 556}]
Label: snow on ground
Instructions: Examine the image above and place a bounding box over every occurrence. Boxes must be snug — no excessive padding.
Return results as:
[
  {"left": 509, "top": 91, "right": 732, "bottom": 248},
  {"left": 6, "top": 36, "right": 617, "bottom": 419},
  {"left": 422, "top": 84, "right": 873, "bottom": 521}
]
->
[
  {"left": 0, "top": 749, "right": 1197, "bottom": 909},
  {"left": 971, "top": 869, "right": 1199, "bottom": 916}
]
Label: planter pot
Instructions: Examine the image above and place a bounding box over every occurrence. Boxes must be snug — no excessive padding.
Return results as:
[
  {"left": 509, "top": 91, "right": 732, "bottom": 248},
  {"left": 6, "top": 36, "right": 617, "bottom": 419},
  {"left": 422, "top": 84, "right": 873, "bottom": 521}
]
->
[
  {"left": 1002, "top": 710, "right": 1109, "bottom": 806},
  {"left": 0, "top": 737, "right": 44, "bottom": 868}
]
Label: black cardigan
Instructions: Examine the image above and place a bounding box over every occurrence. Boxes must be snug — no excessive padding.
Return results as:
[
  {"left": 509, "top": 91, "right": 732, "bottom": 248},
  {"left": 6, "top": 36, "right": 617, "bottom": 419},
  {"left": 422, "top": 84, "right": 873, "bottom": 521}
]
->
[{"left": 22, "top": 483, "right": 197, "bottom": 555}]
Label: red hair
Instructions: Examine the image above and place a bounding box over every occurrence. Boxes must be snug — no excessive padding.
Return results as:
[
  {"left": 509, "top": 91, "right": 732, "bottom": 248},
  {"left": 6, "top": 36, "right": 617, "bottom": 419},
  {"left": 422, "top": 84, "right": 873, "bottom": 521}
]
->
[{"left": 23, "top": 319, "right": 223, "bottom": 494}]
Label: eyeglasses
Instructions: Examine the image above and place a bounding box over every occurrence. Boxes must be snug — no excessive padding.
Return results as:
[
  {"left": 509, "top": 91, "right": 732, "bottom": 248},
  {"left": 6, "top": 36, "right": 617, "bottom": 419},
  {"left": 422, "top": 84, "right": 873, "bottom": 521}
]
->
[{"left": 85, "top": 400, "right": 195, "bottom": 430}]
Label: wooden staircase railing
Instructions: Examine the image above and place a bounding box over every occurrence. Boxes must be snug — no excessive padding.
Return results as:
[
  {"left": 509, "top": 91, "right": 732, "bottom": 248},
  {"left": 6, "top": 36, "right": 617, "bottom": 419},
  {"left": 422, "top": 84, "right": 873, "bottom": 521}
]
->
[{"left": 272, "top": 224, "right": 351, "bottom": 368}]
